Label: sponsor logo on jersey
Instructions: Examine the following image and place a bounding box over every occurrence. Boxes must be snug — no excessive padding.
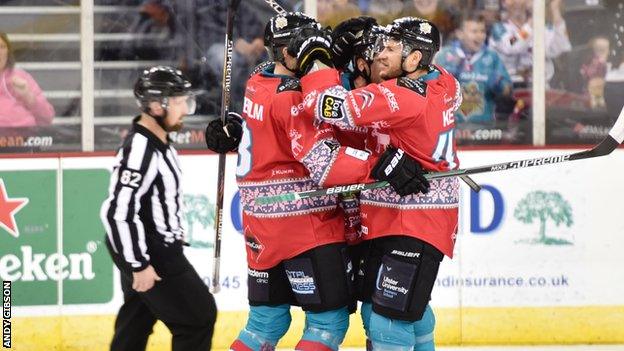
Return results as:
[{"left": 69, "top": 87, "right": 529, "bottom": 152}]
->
[
  {"left": 245, "top": 234, "right": 264, "bottom": 258},
  {"left": 277, "top": 78, "right": 301, "bottom": 93},
  {"left": 248, "top": 268, "right": 269, "bottom": 279},
  {"left": 248, "top": 268, "right": 269, "bottom": 284},
  {"left": 285, "top": 270, "right": 316, "bottom": 295},
  {"left": 321, "top": 95, "right": 344, "bottom": 119},
  {"left": 291, "top": 102, "right": 304, "bottom": 117},
  {"left": 377, "top": 85, "right": 400, "bottom": 113},
  {"left": 246, "top": 85, "right": 257, "bottom": 97},
  {"left": 349, "top": 93, "right": 361, "bottom": 118},
  {"left": 355, "top": 90, "right": 375, "bottom": 110},
  {"left": 375, "top": 264, "right": 408, "bottom": 295},
  {"left": 397, "top": 77, "right": 427, "bottom": 97}
]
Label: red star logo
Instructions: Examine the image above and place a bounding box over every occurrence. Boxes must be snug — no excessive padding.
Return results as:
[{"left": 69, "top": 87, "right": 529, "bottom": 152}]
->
[{"left": 0, "top": 179, "right": 29, "bottom": 238}]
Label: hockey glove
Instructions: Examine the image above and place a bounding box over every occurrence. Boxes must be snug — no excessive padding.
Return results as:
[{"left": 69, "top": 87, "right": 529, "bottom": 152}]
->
[
  {"left": 205, "top": 112, "right": 243, "bottom": 153},
  {"left": 331, "top": 16, "right": 377, "bottom": 69},
  {"left": 331, "top": 32, "right": 358, "bottom": 69},
  {"left": 287, "top": 26, "right": 333, "bottom": 76},
  {"left": 371, "top": 147, "right": 430, "bottom": 196}
]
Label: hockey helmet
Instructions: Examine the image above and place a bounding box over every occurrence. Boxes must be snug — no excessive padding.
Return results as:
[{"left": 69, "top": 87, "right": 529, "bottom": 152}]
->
[
  {"left": 382, "top": 17, "right": 441, "bottom": 69},
  {"left": 134, "top": 65, "right": 196, "bottom": 116},
  {"left": 332, "top": 16, "right": 380, "bottom": 66},
  {"left": 264, "top": 12, "right": 320, "bottom": 63}
]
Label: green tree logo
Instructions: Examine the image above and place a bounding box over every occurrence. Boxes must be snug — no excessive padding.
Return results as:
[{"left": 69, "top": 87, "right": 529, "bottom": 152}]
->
[
  {"left": 183, "top": 194, "right": 214, "bottom": 248},
  {"left": 514, "top": 191, "right": 574, "bottom": 245}
]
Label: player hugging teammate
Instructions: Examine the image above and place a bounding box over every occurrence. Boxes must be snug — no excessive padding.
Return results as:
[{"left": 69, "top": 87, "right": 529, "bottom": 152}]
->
[{"left": 206, "top": 11, "right": 462, "bottom": 351}]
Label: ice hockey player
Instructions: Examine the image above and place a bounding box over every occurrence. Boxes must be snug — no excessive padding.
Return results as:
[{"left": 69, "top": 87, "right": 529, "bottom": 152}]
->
[
  {"left": 290, "top": 17, "right": 463, "bottom": 350},
  {"left": 204, "top": 10, "right": 432, "bottom": 350}
]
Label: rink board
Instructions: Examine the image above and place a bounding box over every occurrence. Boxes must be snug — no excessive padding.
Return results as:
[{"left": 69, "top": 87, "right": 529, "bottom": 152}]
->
[{"left": 1, "top": 150, "right": 624, "bottom": 349}]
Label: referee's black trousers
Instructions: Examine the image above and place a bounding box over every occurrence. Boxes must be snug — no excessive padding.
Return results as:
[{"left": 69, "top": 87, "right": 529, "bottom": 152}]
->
[{"left": 106, "top": 239, "right": 217, "bottom": 351}]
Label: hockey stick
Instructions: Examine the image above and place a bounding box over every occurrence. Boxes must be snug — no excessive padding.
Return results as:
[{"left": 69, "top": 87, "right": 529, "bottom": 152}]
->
[
  {"left": 256, "top": 107, "right": 624, "bottom": 205},
  {"left": 263, "top": 0, "right": 287, "bottom": 14},
  {"left": 210, "top": 0, "right": 241, "bottom": 294}
]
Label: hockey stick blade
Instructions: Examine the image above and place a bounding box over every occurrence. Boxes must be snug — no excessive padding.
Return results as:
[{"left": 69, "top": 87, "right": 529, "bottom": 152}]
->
[{"left": 255, "top": 107, "right": 624, "bottom": 205}]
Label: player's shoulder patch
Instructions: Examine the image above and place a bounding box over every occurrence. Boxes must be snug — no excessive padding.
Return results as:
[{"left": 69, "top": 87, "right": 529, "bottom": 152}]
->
[
  {"left": 276, "top": 77, "right": 301, "bottom": 93},
  {"left": 397, "top": 77, "right": 427, "bottom": 97}
]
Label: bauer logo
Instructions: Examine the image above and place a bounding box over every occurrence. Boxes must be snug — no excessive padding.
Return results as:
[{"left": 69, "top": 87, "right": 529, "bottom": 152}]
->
[{"left": 0, "top": 170, "right": 113, "bottom": 306}]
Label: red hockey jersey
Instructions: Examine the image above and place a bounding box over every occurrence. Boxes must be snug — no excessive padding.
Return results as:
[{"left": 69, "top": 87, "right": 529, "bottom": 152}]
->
[
  {"left": 300, "top": 66, "right": 462, "bottom": 258},
  {"left": 237, "top": 66, "right": 373, "bottom": 270}
]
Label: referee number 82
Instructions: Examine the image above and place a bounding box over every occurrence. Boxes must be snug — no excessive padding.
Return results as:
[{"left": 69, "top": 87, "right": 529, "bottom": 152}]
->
[{"left": 120, "top": 169, "right": 142, "bottom": 188}]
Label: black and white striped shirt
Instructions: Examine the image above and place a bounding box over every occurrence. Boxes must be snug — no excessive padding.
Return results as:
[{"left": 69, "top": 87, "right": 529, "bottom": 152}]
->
[{"left": 100, "top": 118, "right": 185, "bottom": 271}]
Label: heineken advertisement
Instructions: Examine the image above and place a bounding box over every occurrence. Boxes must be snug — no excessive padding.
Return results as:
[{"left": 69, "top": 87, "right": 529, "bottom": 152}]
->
[{"left": 0, "top": 168, "right": 113, "bottom": 306}]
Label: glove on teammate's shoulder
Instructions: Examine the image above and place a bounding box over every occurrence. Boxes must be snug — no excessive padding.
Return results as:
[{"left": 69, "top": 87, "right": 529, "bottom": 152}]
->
[
  {"left": 331, "top": 16, "right": 377, "bottom": 69},
  {"left": 331, "top": 32, "right": 357, "bottom": 69},
  {"left": 205, "top": 112, "right": 243, "bottom": 153},
  {"left": 287, "top": 26, "right": 333, "bottom": 76},
  {"left": 371, "top": 146, "right": 430, "bottom": 196}
]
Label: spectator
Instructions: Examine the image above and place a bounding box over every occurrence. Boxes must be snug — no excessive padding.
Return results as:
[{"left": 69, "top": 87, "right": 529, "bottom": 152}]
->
[
  {"left": 488, "top": 0, "right": 532, "bottom": 86},
  {"left": 196, "top": 0, "right": 265, "bottom": 112},
  {"left": 435, "top": 12, "right": 512, "bottom": 123},
  {"left": 0, "top": 33, "right": 54, "bottom": 127},
  {"left": 475, "top": 0, "right": 503, "bottom": 35},
  {"left": 581, "top": 36, "right": 610, "bottom": 109},
  {"left": 545, "top": 0, "right": 571, "bottom": 87},
  {"left": 401, "top": 0, "right": 461, "bottom": 42},
  {"left": 318, "top": 0, "right": 362, "bottom": 29},
  {"left": 365, "top": 0, "right": 403, "bottom": 24},
  {"left": 121, "top": 0, "right": 180, "bottom": 61},
  {"left": 606, "top": 0, "right": 624, "bottom": 65}
]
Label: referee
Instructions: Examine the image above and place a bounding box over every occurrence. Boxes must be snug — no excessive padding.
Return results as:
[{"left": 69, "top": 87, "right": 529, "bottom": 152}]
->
[{"left": 100, "top": 66, "right": 217, "bottom": 351}]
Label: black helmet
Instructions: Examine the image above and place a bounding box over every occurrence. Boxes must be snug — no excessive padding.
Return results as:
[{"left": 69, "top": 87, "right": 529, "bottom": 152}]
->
[
  {"left": 134, "top": 65, "right": 192, "bottom": 104},
  {"left": 385, "top": 17, "right": 441, "bottom": 69},
  {"left": 134, "top": 65, "right": 195, "bottom": 123},
  {"left": 331, "top": 16, "right": 383, "bottom": 83},
  {"left": 264, "top": 12, "right": 320, "bottom": 63},
  {"left": 332, "top": 16, "right": 379, "bottom": 66}
]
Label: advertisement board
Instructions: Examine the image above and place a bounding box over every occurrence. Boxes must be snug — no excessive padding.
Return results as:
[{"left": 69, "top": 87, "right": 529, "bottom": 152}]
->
[{"left": 1, "top": 150, "right": 623, "bottom": 349}]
